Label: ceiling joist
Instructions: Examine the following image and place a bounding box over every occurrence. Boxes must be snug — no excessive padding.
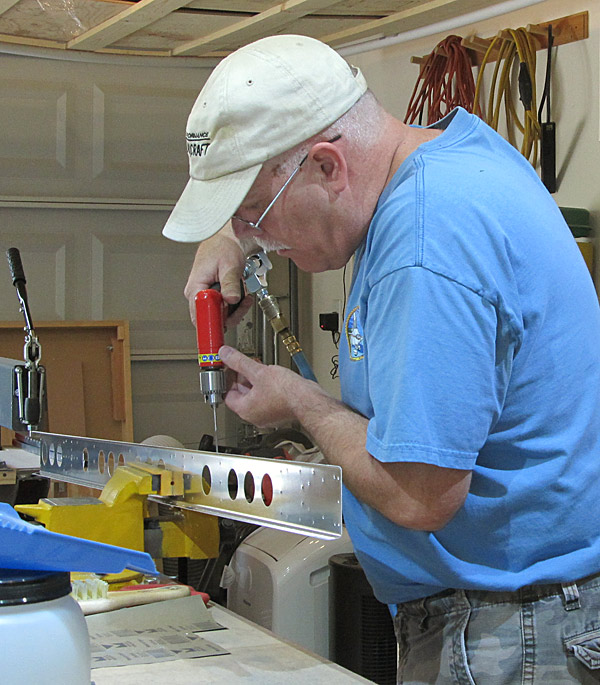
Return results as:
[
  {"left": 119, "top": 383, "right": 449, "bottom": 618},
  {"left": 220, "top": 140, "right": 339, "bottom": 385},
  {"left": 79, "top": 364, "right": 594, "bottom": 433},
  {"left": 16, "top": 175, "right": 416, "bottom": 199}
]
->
[
  {"left": 173, "top": 0, "right": 341, "bottom": 56},
  {"left": 322, "top": 0, "right": 489, "bottom": 45},
  {"left": 0, "top": 0, "right": 19, "bottom": 15},
  {"left": 67, "top": 0, "right": 194, "bottom": 51}
]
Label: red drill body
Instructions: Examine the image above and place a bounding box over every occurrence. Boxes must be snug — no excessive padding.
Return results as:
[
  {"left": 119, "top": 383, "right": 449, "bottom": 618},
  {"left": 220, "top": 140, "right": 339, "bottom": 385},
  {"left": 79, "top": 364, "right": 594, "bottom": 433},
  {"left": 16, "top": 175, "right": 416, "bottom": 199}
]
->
[
  {"left": 195, "top": 289, "right": 225, "bottom": 369},
  {"left": 195, "top": 290, "right": 226, "bottom": 407}
]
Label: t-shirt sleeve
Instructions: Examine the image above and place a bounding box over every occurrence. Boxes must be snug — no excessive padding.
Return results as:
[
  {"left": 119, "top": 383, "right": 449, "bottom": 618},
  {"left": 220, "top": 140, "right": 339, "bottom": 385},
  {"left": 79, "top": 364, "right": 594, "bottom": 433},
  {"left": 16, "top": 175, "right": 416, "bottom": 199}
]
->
[{"left": 364, "top": 266, "right": 513, "bottom": 469}]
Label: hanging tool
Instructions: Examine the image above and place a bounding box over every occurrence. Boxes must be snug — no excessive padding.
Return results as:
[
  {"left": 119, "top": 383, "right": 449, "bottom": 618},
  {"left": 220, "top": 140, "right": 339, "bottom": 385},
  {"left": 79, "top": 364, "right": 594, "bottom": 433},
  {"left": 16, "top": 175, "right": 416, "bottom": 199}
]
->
[
  {"left": 194, "top": 289, "right": 227, "bottom": 451},
  {"left": 5, "top": 248, "right": 46, "bottom": 432},
  {"left": 538, "top": 25, "right": 556, "bottom": 193}
]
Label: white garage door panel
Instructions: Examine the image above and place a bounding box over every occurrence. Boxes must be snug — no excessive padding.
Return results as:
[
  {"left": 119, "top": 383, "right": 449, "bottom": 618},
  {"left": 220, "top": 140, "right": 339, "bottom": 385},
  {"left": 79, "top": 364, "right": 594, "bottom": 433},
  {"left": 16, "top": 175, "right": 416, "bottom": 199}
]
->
[
  {"left": 0, "top": 80, "right": 73, "bottom": 179},
  {"left": 0, "top": 231, "right": 73, "bottom": 321},
  {"left": 92, "top": 84, "right": 193, "bottom": 181}
]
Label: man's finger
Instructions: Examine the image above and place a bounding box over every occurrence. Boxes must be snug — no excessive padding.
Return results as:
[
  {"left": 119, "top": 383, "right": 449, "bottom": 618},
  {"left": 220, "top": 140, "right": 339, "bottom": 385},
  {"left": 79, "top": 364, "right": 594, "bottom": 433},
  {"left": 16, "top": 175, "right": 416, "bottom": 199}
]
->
[
  {"left": 220, "top": 269, "right": 244, "bottom": 304},
  {"left": 219, "top": 345, "right": 260, "bottom": 378},
  {"left": 231, "top": 381, "right": 251, "bottom": 396}
]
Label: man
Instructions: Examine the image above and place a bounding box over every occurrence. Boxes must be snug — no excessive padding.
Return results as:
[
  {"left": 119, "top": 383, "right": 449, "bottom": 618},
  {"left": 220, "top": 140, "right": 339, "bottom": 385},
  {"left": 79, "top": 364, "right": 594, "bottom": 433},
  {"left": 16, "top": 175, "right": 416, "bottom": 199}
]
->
[{"left": 163, "top": 35, "right": 600, "bottom": 683}]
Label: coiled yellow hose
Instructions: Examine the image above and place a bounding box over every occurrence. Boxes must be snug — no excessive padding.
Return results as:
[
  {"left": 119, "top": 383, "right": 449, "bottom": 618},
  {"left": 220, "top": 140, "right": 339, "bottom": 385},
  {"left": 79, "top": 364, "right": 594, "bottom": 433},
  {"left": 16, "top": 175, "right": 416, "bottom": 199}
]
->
[{"left": 474, "top": 27, "right": 542, "bottom": 165}]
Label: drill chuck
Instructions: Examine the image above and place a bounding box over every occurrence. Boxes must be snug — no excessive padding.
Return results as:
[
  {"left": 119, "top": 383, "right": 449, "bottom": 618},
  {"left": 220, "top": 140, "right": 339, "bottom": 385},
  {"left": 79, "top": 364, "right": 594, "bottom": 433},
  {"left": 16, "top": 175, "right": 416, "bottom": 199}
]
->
[{"left": 199, "top": 368, "right": 226, "bottom": 406}]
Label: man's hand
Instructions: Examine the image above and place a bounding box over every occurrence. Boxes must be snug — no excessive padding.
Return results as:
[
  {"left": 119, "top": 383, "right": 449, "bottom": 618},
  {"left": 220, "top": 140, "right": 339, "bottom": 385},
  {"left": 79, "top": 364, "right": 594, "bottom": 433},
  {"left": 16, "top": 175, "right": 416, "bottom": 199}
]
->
[
  {"left": 219, "top": 345, "right": 319, "bottom": 427},
  {"left": 184, "top": 222, "right": 253, "bottom": 326}
]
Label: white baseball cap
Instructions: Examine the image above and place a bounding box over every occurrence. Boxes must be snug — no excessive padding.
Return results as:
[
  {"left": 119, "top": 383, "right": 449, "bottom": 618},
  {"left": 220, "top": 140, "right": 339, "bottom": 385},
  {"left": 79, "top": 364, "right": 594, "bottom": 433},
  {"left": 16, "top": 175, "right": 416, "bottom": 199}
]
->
[{"left": 162, "top": 34, "right": 368, "bottom": 243}]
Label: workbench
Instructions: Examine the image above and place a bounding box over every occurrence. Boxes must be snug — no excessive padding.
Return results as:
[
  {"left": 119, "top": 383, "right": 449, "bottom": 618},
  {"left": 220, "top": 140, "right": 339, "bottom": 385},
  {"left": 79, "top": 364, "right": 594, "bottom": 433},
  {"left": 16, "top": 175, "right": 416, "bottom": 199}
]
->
[{"left": 90, "top": 600, "right": 373, "bottom": 684}]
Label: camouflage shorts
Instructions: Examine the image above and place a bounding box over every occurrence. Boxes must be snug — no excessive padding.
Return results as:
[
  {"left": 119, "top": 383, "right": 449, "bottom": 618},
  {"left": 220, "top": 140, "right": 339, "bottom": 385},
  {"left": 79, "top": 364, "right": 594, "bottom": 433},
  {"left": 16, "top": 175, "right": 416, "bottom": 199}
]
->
[{"left": 393, "top": 571, "right": 600, "bottom": 684}]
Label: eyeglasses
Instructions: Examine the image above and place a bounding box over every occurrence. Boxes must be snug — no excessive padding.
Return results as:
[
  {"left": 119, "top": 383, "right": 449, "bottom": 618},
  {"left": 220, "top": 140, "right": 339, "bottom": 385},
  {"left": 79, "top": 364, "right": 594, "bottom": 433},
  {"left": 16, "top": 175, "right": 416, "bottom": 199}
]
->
[{"left": 232, "top": 134, "right": 342, "bottom": 233}]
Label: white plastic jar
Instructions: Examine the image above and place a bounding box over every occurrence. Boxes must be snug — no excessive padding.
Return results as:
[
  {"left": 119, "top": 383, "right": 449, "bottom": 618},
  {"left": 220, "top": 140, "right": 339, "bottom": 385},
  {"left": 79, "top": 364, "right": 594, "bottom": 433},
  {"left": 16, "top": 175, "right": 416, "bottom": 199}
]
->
[{"left": 0, "top": 569, "right": 91, "bottom": 685}]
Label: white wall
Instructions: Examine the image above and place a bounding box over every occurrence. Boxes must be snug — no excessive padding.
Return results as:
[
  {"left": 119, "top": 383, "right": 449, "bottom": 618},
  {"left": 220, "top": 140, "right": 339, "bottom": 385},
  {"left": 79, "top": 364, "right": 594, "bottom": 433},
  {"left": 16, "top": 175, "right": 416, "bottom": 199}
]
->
[{"left": 310, "top": 0, "right": 600, "bottom": 398}]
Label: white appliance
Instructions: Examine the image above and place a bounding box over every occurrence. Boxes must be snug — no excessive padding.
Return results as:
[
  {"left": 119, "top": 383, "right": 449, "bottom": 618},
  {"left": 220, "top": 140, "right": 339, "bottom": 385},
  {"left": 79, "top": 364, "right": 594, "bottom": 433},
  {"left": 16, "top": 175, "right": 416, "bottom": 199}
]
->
[{"left": 224, "top": 526, "right": 353, "bottom": 658}]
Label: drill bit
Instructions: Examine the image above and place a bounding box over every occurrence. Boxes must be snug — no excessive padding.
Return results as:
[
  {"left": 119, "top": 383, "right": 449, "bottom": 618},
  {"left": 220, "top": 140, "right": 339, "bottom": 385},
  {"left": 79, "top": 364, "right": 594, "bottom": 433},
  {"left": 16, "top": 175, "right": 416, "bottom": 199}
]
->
[{"left": 212, "top": 403, "right": 219, "bottom": 453}]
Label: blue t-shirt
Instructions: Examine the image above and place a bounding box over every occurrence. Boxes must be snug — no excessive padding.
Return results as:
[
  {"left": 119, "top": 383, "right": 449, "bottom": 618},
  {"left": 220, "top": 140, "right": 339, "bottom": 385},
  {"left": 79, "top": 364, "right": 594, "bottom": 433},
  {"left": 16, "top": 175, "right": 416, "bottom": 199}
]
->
[{"left": 340, "top": 107, "right": 600, "bottom": 604}]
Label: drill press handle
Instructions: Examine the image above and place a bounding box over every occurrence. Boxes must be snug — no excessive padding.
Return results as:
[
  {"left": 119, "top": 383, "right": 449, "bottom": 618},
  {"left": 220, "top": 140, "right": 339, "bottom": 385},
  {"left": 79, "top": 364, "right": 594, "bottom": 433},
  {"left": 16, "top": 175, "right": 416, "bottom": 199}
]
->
[
  {"left": 6, "top": 247, "right": 26, "bottom": 287},
  {"left": 6, "top": 247, "right": 34, "bottom": 332}
]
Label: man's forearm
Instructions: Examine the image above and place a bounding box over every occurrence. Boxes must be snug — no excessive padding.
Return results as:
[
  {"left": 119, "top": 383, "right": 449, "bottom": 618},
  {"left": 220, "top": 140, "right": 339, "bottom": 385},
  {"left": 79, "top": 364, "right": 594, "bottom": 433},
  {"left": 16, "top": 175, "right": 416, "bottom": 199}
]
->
[{"left": 290, "top": 383, "right": 471, "bottom": 531}]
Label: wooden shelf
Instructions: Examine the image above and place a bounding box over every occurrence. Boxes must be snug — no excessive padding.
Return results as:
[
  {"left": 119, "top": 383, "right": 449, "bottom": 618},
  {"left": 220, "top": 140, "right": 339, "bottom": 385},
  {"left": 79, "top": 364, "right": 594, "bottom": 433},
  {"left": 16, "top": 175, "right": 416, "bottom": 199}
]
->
[{"left": 412, "top": 11, "right": 589, "bottom": 70}]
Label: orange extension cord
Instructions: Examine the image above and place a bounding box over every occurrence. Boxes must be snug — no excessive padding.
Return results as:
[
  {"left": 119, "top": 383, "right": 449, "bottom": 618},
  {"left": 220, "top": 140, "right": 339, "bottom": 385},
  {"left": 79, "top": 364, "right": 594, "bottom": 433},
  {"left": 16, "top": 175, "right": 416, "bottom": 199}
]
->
[{"left": 404, "top": 35, "right": 479, "bottom": 125}]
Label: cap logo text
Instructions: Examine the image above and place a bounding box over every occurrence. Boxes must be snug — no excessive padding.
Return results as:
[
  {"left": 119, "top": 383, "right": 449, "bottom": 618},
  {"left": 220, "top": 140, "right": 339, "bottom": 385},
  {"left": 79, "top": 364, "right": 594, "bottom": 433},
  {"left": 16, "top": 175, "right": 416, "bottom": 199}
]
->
[{"left": 186, "top": 132, "right": 210, "bottom": 157}]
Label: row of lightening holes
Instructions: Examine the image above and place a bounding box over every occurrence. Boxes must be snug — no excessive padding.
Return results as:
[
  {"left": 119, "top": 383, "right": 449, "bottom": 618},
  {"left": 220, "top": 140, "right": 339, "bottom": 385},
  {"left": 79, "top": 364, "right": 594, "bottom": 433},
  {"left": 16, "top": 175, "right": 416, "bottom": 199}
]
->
[
  {"left": 43, "top": 442, "right": 274, "bottom": 506},
  {"left": 42, "top": 444, "right": 124, "bottom": 477},
  {"left": 201, "top": 465, "right": 274, "bottom": 507},
  {"left": 83, "top": 448, "right": 125, "bottom": 476}
]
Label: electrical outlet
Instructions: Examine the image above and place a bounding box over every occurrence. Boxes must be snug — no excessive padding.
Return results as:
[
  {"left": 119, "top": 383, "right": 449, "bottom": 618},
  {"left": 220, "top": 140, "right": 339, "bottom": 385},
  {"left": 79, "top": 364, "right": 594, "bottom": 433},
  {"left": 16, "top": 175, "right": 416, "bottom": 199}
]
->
[{"left": 319, "top": 311, "right": 339, "bottom": 333}]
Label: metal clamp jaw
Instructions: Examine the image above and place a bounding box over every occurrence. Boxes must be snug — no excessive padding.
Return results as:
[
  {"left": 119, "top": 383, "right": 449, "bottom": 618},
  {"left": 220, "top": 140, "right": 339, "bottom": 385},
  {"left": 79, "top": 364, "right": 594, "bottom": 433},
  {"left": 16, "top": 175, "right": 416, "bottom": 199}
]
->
[{"left": 15, "top": 331, "right": 45, "bottom": 430}]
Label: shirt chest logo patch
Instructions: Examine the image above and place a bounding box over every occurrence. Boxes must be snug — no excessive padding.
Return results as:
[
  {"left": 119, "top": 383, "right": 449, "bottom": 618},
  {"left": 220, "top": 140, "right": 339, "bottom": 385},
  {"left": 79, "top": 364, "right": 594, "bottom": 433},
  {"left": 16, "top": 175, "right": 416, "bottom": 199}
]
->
[{"left": 346, "top": 306, "right": 364, "bottom": 361}]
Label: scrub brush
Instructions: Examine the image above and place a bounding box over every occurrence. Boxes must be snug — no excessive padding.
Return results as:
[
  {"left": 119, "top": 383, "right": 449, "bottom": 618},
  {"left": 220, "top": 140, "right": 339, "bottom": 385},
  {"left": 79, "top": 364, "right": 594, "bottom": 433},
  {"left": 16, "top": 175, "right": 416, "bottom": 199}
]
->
[
  {"left": 71, "top": 573, "right": 108, "bottom": 602},
  {"left": 71, "top": 572, "right": 191, "bottom": 615}
]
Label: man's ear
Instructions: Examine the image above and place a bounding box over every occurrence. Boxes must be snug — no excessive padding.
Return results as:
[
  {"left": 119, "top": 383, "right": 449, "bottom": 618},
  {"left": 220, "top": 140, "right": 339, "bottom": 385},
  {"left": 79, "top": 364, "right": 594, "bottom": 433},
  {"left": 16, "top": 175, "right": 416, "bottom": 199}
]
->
[{"left": 309, "top": 142, "right": 348, "bottom": 195}]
